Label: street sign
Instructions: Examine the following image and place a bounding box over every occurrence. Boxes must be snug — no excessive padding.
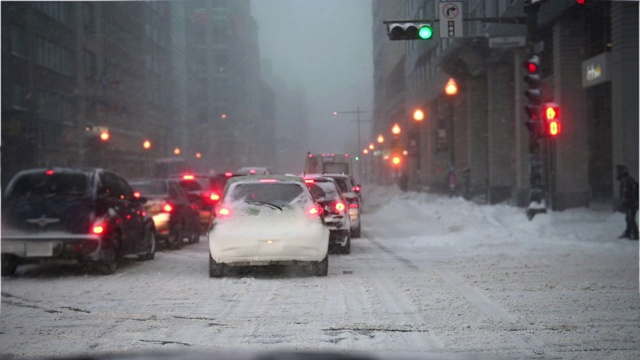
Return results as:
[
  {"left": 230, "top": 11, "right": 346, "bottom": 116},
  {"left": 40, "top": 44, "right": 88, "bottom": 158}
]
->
[
  {"left": 439, "top": 2, "right": 463, "bottom": 38},
  {"left": 489, "top": 36, "right": 526, "bottom": 48}
]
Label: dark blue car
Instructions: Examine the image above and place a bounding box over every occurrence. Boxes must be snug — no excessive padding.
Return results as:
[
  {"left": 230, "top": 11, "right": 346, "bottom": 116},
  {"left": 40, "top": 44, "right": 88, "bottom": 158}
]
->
[{"left": 1, "top": 167, "right": 156, "bottom": 275}]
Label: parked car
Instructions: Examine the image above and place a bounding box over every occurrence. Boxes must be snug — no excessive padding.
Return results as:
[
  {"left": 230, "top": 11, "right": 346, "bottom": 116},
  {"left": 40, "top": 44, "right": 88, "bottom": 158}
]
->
[
  {"left": 169, "top": 173, "right": 228, "bottom": 233},
  {"left": 1, "top": 167, "right": 156, "bottom": 276},
  {"left": 304, "top": 176, "right": 351, "bottom": 254},
  {"left": 208, "top": 175, "right": 330, "bottom": 277},
  {"left": 129, "top": 179, "right": 200, "bottom": 249},
  {"left": 235, "top": 167, "right": 272, "bottom": 175},
  {"left": 309, "top": 173, "right": 361, "bottom": 238}
]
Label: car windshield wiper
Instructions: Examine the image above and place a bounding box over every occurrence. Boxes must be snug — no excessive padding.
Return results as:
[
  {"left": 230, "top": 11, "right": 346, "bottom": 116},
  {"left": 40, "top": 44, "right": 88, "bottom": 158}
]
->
[{"left": 243, "top": 200, "right": 282, "bottom": 210}]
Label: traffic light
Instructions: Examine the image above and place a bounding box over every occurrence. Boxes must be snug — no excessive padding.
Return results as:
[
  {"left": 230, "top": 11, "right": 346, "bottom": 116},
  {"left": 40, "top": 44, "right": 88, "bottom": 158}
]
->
[
  {"left": 387, "top": 23, "right": 433, "bottom": 40},
  {"left": 523, "top": 54, "right": 542, "bottom": 136},
  {"left": 541, "top": 102, "right": 561, "bottom": 137},
  {"left": 391, "top": 155, "right": 401, "bottom": 166}
]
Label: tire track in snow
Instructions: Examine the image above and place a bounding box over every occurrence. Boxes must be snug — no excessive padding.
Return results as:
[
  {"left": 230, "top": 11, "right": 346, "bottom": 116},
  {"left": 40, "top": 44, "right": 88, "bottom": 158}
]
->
[{"left": 366, "top": 236, "right": 546, "bottom": 357}]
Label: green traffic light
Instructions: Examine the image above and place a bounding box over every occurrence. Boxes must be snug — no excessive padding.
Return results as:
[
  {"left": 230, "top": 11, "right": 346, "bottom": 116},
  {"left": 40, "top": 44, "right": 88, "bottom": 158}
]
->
[
  {"left": 418, "top": 25, "right": 433, "bottom": 39},
  {"left": 355, "top": 156, "right": 359, "bottom": 161}
]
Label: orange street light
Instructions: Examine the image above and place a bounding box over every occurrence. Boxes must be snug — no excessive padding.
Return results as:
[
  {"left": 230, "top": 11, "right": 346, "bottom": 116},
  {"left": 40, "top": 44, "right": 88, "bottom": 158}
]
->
[
  {"left": 143, "top": 140, "right": 151, "bottom": 149},
  {"left": 377, "top": 134, "right": 385, "bottom": 144},
  {"left": 174, "top": 147, "right": 181, "bottom": 155},
  {"left": 196, "top": 152, "right": 202, "bottom": 159},
  {"left": 413, "top": 109, "right": 425, "bottom": 121},
  {"left": 368, "top": 143, "right": 375, "bottom": 150},
  {"left": 100, "top": 131, "right": 110, "bottom": 141},
  {"left": 445, "top": 78, "right": 458, "bottom": 96},
  {"left": 363, "top": 149, "right": 369, "bottom": 154},
  {"left": 221, "top": 114, "right": 227, "bottom": 119},
  {"left": 391, "top": 123, "right": 402, "bottom": 136}
]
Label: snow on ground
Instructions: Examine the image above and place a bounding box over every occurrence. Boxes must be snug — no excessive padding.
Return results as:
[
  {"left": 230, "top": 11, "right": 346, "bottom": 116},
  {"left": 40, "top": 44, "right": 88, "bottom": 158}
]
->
[{"left": 1, "top": 185, "right": 638, "bottom": 359}]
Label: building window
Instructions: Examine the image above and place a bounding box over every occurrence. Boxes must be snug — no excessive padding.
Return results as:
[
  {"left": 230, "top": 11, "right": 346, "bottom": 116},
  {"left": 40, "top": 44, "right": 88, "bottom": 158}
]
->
[
  {"left": 36, "top": 37, "right": 75, "bottom": 76},
  {"left": 10, "top": 25, "right": 27, "bottom": 57},
  {"left": 83, "top": 2, "right": 96, "bottom": 33},
  {"left": 34, "top": 2, "right": 72, "bottom": 26},
  {"left": 84, "top": 49, "right": 96, "bottom": 77},
  {"left": 12, "top": 84, "right": 28, "bottom": 109}
]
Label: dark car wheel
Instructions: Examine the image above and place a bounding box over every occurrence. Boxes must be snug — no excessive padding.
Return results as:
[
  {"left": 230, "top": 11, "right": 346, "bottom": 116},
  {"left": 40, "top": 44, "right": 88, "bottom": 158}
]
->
[
  {"left": 139, "top": 225, "right": 156, "bottom": 261},
  {"left": 351, "top": 224, "right": 361, "bottom": 239},
  {"left": 209, "top": 254, "right": 225, "bottom": 278},
  {"left": 99, "top": 233, "right": 121, "bottom": 275},
  {"left": 189, "top": 231, "right": 200, "bottom": 244},
  {"left": 341, "top": 235, "right": 351, "bottom": 255},
  {"left": 170, "top": 223, "right": 184, "bottom": 250},
  {"left": 1, "top": 254, "right": 18, "bottom": 276},
  {"left": 313, "top": 255, "right": 329, "bottom": 276}
]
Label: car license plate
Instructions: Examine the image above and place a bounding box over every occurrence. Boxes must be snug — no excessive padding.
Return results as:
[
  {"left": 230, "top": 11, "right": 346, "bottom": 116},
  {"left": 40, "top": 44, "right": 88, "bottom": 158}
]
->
[{"left": 26, "top": 242, "right": 53, "bottom": 257}]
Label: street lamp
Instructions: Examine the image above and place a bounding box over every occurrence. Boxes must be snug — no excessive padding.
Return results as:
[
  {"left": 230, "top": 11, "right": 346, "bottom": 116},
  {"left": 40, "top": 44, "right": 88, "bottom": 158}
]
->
[
  {"left": 445, "top": 78, "right": 458, "bottom": 96},
  {"left": 332, "top": 107, "right": 368, "bottom": 157},
  {"left": 368, "top": 143, "right": 375, "bottom": 150},
  {"left": 391, "top": 123, "right": 402, "bottom": 136},
  {"left": 333, "top": 106, "right": 369, "bottom": 180},
  {"left": 143, "top": 140, "right": 151, "bottom": 150},
  {"left": 377, "top": 134, "right": 385, "bottom": 144},
  {"left": 413, "top": 109, "right": 425, "bottom": 122},
  {"left": 174, "top": 147, "right": 181, "bottom": 156}
]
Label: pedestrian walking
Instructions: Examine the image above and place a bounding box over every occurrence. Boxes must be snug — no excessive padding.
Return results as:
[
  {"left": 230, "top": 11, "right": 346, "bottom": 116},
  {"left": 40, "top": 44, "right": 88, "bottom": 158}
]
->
[{"left": 616, "top": 164, "right": 639, "bottom": 240}]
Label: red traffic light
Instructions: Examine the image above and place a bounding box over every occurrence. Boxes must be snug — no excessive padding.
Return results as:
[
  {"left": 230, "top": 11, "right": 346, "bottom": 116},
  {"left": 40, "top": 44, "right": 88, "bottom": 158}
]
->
[
  {"left": 542, "top": 103, "right": 561, "bottom": 137},
  {"left": 523, "top": 55, "right": 540, "bottom": 74}
]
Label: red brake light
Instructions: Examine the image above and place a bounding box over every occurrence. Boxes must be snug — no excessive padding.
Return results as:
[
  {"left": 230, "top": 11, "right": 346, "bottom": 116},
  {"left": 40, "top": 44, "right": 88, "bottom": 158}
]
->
[
  {"left": 225, "top": 172, "right": 233, "bottom": 177},
  {"left": 210, "top": 193, "right": 220, "bottom": 201},
  {"left": 259, "top": 179, "right": 278, "bottom": 183},
  {"left": 335, "top": 201, "right": 346, "bottom": 213},
  {"left": 92, "top": 224, "right": 105, "bottom": 235},
  {"left": 349, "top": 202, "right": 359, "bottom": 209},
  {"left": 353, "top": 186, "right": 361, "bottom": 192},
  {"left": 249, "top": 169, "right": 256, "bottom": 174},
  {"left": 133, "top": 191, "right": 141, "bottom": 198},
  {"left": 304, "top": 179, "right": 315, "bottom": 184},
  {"left": 45, "top": 169, "right": 55, "bottom": 176},
  {"left": 183, "top": 174, "right": 195, "bottom": 180},
  {"left": 306, "top": 204, "right": 323, "bottom": 217},
  {"left": 216, "top": 205, "right": 233, "bottom": 218},
  {"left": 162, "top": 204, "right": 173, "bottom": 212}
]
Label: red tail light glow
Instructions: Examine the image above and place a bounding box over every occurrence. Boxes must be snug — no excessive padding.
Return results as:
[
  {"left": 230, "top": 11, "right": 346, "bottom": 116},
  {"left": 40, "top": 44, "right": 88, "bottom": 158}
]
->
[
  {"left": 183, "top": 174, "right": 195, "bottom": 180},
  {"left": 45, "top": 169, "right": 55, "bottom": 176},
  {"left": 335, "top": 201, "right": 346, "bottom": 213},
  {"left": 92, "top": 224, "right": 105, "bottom": 235},
  {"left": 249, "top": 169, "right": 257, "bottom": 174},
  {"left": 259, "top": 179, "right": 278, "bottom": 183},
  {"left": 349, "top": 202, "right": 360, "bottom": 209},
  {"left": 162, "top": 204, "right": 174, "bottom": 212},
  {"left": 353, "top": 186, "right": 361, "bottom": 192},
  {"left": 133, "top": 191, "right": 141, "bottom": 198},
  {"left": 210, "top": 193, "right": 220, "bottom": 201},
  {"left": 304, "top": 179, "right": 315, "bottom": 184},
  {"left": 225, "top": 172, "right": 233, "bottom": 177},
  {"left": 306, "top": 204, "right": 323, "bottom": 217},
  {"left": 216, "top": 205, "right": 233, "bottom": 218}
]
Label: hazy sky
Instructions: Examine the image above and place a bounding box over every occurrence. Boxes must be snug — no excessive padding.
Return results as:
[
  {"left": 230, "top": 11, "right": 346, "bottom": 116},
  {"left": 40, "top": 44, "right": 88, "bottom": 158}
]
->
[{"left": 251, "top": 0, "right": 374, "bottom": 154}]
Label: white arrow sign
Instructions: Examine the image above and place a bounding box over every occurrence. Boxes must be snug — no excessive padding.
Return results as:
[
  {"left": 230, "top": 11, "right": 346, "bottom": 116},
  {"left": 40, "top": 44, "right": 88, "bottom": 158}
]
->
[{"left": 439, "top": 2, "right": 463, "bottom": 38}]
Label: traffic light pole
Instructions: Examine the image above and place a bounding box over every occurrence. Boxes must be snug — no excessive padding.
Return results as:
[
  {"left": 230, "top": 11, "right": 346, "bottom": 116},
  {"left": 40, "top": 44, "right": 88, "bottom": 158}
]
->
[{"left": 525, "top": 2, "right": 545, "bottom": 220}]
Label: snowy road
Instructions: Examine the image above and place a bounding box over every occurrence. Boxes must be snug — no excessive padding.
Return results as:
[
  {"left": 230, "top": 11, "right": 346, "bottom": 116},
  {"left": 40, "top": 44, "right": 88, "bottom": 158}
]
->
[{"left": 1, "top": 186, "right": 639, "bottom": 359}]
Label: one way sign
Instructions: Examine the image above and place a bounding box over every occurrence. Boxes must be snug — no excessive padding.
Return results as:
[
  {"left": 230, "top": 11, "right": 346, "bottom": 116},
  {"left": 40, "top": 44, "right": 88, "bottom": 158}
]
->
[{"left": 439, "top": 2, "right": 463, "bottom": 38}]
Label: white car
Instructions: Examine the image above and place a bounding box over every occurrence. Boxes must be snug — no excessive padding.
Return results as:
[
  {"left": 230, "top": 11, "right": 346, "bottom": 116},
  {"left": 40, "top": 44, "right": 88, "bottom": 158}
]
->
[{"left": 208, "top": 175, "right": 330, "bottom": 277}]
